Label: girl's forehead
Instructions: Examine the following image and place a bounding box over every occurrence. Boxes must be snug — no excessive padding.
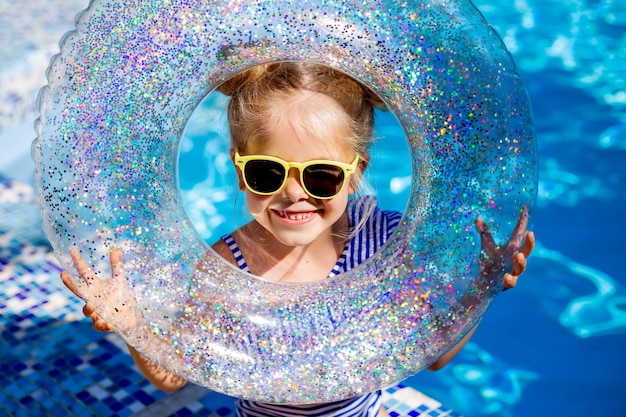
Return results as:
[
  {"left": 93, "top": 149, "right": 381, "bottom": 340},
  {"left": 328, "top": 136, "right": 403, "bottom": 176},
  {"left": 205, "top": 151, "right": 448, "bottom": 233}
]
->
[
  {"left": 256, "top": 117, "right": 353, "bottom": 160},
  {"left": 252, "top": 92, "right": 356, "bottom": 159}
]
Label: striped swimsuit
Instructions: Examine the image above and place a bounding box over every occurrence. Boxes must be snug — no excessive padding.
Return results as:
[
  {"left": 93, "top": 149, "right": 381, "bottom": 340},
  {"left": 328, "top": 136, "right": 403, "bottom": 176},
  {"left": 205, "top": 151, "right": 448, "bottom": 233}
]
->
[{"left": 222, "top": 196, "right": 402, "bottom": 417}]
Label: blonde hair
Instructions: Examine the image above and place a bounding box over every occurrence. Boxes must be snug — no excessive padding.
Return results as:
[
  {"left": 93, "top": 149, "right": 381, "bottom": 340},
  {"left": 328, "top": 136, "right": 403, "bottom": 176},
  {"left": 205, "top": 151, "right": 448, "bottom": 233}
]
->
[{"left": 218, "top": 62, "right": 385, "bottom": 157}]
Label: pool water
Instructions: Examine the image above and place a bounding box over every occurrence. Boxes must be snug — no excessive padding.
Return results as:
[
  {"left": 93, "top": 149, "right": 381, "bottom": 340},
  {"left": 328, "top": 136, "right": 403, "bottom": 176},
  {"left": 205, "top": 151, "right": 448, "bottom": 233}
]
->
[{"left": 2, "top": 0, "right": 625, "bottom": 416}]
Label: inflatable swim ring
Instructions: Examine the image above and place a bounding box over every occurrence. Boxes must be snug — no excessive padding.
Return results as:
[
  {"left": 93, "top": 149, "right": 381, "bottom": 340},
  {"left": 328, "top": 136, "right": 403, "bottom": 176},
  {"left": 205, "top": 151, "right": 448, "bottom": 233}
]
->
[{"left": 33, "top": 0, "right": 537, "bottom": 404}]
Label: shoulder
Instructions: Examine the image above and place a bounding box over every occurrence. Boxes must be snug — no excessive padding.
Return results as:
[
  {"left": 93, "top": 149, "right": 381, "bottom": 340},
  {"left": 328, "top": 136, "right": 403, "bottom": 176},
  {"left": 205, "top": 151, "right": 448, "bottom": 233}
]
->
[
  {"left": 210, "top": 236, "right": 238, "bottom": 266},
  {"left": 209, "top": 225, "right": 259, "bottom": 269},
  {"left": 348, "top": 196, "right": 402, "bottom": 228}
]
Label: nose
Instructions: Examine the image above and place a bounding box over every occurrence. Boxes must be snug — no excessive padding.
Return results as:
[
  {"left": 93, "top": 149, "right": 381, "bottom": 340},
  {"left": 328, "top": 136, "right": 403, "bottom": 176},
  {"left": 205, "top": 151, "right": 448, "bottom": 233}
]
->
[{"left": 281, "top": 169, "right": 309, "bottom": 201}]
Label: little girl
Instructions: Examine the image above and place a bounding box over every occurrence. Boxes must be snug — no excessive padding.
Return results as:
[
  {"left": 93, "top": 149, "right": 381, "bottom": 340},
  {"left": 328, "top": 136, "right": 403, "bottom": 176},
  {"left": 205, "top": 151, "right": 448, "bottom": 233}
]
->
[{"left": 61, "top": 62, "right": 535, "bottom": 416}]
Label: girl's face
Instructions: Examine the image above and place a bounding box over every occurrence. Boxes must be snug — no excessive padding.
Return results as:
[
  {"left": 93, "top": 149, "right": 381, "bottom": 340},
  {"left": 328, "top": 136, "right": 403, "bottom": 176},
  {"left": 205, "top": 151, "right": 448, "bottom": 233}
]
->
[{"left": 236, "top": 94, "right": 360, "bottom": 248}]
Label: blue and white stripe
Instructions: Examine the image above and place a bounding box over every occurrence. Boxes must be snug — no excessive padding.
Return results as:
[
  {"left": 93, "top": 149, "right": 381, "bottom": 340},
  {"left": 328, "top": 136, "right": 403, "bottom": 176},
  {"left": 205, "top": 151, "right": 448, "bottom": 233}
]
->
[
  {"left": 236, "top": 390, "right": 382, "bottom": 417},
  {"left": 329, "top": 196, "right": 402, "bottom": 277},
  {"left": 222, "top": 233, "right": 250, "bottom": 272}
]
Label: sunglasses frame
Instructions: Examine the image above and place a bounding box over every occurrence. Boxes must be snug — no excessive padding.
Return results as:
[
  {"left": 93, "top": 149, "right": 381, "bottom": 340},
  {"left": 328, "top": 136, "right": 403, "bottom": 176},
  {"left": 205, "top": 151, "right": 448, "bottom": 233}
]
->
[{"left": 234, "top": 150, "right": 360, "bottom": 199}]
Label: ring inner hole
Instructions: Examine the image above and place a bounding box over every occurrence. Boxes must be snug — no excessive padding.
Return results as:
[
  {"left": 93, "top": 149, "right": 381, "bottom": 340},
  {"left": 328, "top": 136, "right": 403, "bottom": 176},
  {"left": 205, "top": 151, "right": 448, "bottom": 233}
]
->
[{"left": 178, "top": 80, "right": 412, "bottom": 247}]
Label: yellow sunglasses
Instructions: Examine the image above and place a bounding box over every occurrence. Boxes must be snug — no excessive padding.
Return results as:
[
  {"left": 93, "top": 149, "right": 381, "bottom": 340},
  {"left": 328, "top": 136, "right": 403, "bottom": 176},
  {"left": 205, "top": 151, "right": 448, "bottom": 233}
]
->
[{"left": 234, "top": 150, "right": 360, "bottom": 199}]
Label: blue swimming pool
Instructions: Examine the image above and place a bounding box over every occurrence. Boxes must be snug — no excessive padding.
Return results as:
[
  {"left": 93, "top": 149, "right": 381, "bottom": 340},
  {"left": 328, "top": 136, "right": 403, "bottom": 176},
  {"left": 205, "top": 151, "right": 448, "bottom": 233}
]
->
[{"left": 2, "top": 0, "right": 625, "bottom": 416}]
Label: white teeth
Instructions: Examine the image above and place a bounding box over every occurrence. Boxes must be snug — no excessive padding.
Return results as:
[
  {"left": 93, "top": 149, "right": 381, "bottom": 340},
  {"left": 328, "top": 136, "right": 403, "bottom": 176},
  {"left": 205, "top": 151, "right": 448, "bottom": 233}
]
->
[{"left": 279, "top": 211, "right": 313, "bottom": 220}]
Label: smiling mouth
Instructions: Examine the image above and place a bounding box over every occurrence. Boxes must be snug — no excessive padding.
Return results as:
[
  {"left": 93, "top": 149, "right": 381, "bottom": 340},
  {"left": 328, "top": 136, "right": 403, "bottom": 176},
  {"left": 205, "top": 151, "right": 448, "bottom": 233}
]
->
[{"left": 274, "top": 209, "right": 320, "bottom": 221}]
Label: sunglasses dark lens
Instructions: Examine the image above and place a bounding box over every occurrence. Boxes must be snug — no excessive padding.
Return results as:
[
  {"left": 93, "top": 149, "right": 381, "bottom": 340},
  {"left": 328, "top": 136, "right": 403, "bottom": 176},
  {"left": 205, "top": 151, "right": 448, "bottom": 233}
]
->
[
  {"left": 303, "top": 164, "right": 345, "bottom": 197},
  {"left": 244, "top": 160, "right": 286, "bottom": 193}
]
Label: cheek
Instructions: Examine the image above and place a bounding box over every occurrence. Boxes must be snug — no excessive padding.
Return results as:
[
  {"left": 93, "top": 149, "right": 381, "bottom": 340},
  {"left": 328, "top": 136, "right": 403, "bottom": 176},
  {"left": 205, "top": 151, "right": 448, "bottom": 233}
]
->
[
  {"left": 324, "top": 192, "right": 350, "bottom": 214},
  {"left": 245, "top": 192, "right": 271, "bottom": 216}
]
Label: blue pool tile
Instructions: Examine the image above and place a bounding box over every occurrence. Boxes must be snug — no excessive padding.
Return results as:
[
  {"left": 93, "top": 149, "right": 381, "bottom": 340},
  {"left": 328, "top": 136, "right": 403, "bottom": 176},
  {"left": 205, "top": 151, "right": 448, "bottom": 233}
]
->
[
  {"left": 77, "top": 390, "right": 96, "bottom": 404},
  {"left": 216, "top": 406, "right": 235, "bottom": 416},
  {"left": 173, "top": 408, "right": 194, "bottom": 417},
  {"left": 133, "top": 389, "right": 157, "bottom": 405}
]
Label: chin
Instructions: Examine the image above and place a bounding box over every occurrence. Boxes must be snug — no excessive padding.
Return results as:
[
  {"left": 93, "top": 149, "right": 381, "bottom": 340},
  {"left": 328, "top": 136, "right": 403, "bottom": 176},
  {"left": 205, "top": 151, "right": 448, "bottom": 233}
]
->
[{"left": 274, "top": 235, "right": 319, "bottom": 248}]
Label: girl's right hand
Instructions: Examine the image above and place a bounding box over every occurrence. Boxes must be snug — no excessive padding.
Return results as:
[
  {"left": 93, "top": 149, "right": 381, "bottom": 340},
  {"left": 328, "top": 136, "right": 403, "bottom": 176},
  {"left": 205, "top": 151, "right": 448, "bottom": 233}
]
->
[
  {"left": 62, "top": 248, "right": 189, "bottom": 393},
  {"left": 60, "top": 247, "right": 139, "bottom": 333}
]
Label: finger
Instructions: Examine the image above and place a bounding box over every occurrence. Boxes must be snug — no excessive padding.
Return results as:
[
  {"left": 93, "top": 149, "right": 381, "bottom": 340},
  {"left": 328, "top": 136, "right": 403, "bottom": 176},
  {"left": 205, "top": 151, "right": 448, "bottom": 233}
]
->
[
  {"left": 510, "top": 251, "right": 527, "bottom": 277},
  {"left": 513, "top": 206, "right": 529, "bottom": 235},
  {"left": 70, "top": 249, "right": 94, "bottom": 283},
  {"left": 503, "top": 273, "right": 518, "bottom": 290},
  {"left": 475, "top": 217, "right": 496, "bottom": 253},
  {"left": 83, "top": 304, "right": 115, "bottom": 332},
  {"left": 521, "top": 231, "right": 535, "bottom": 259},
  {"left": 110, "top": 247, "right": 124, "bottom": 280},
  {"left": 507, "top": 206, "right": 529, "bottom": 251},
  {"left": 83, "top": 303, "right": 98, "bottom": 319},
  {"left": 93, "top": 317, "right": 114, "bottom": 333},
  {"left": 60, "top": 271, "right": 84, "bottom": 299}
]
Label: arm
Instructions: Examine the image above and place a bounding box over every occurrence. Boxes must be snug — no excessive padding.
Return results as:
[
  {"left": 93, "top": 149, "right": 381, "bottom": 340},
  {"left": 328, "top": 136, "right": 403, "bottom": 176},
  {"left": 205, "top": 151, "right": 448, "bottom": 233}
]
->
[
  {"left": 127, "top": 345, "right": 188, "bottom": 392},
  {"left": 427, "top": 325, "right": 478, "bottom": 371},
  {"left": 428, "top": 212, "right": 535, "bottom": 371}
]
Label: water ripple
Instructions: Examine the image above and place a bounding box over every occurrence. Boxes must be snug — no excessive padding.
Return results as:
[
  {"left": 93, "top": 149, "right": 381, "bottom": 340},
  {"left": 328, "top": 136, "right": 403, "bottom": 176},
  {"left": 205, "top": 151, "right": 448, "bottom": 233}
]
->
[{"left": 534, "top": 244, "right": 626, "bottom": 338}]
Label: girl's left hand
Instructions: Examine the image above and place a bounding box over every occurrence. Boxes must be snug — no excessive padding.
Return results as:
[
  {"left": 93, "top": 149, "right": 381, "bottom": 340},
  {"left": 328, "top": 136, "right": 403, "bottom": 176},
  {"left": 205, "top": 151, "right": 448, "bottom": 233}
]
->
[{"left": 475, "top": 206, "right": 535, "bottom": 290}]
